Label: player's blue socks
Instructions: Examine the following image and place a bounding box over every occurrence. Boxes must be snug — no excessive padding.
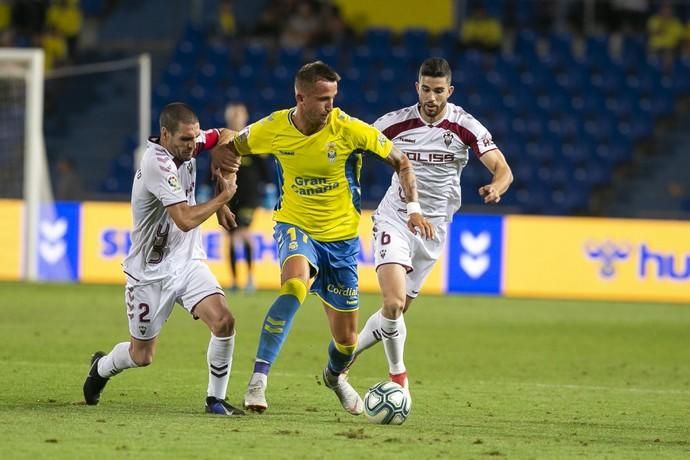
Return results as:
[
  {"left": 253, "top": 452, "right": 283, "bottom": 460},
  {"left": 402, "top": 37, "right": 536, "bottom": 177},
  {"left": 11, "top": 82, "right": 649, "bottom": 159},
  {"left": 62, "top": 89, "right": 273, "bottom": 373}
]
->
[
  {"left": 255, "top": 278, "right": 307, "bottom": 367},
  {"left": 327, "top": 339, "right": 357, "bottom": 375}
]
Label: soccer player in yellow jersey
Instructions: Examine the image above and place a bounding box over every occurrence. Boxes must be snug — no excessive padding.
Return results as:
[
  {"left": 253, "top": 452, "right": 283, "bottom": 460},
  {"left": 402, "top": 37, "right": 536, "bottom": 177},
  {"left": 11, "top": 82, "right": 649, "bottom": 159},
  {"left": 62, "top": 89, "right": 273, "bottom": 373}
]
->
[{"left": 213, "top": 61, "right": 434, "bottom": 415}]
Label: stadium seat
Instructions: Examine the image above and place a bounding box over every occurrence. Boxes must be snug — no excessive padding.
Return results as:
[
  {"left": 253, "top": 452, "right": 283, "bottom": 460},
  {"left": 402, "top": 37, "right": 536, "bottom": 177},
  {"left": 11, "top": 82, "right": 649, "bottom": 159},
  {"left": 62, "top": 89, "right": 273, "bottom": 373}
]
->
[
  {"left": 274, "top": 48, "right": 299, "bottom": 72},
  {"left": 401, "top": 28, "right": 429, "bottom": 60},
  {"left": 241, "top": 45, "right": 269, "bottom": 70}
]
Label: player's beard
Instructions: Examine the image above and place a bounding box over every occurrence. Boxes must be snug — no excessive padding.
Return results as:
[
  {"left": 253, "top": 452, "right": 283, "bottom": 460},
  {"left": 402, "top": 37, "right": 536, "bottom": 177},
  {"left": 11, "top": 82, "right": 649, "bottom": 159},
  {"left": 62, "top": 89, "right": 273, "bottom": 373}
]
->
[{"left": 421, "top": 101, "right": 445, "bottom": 120}]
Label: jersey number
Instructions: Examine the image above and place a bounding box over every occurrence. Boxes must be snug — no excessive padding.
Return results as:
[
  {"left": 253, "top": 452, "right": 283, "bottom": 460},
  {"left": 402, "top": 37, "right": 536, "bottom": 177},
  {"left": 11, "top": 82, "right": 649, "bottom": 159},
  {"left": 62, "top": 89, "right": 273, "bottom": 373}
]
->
[
  {"left": 138, "top": 303, "right": 151, "bottom": 323},
  {"left": 380, "top": 231, "right": 391, "bottom": 245},
  {"left": 287, "top": 226, "right": 308, "bottom": 243}
]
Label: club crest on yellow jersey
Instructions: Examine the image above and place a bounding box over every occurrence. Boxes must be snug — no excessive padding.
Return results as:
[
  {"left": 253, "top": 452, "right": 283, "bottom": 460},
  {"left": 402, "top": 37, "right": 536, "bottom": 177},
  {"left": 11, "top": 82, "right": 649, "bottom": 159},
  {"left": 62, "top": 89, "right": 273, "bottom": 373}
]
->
[{"left": 326, "top": 142, "right": 337, "bottom": 162}]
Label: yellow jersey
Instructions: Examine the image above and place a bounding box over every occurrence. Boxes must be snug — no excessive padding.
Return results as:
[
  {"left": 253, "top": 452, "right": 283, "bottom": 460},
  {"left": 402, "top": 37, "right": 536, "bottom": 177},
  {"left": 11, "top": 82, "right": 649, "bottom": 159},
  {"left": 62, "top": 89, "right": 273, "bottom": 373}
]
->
[{"left": 234, "top": 107, "right": 393, "bottom": 241}]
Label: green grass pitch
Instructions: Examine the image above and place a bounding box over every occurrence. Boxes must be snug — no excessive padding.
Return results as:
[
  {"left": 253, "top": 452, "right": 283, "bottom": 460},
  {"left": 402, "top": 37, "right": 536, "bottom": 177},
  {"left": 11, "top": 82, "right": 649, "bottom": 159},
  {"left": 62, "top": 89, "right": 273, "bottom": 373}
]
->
[{"left": 1, "top": 282, "right": 689, "bottom": 459}]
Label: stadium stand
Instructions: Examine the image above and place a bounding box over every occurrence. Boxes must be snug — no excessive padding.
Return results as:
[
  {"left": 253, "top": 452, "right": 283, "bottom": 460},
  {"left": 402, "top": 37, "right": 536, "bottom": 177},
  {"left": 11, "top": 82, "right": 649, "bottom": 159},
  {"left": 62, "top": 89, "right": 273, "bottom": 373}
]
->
[
  {"left": 4, "top": 0, "right": 689, "bottom": 216},
  {"left": 140, "top": 3, "right": 690, "bottom": 215}
]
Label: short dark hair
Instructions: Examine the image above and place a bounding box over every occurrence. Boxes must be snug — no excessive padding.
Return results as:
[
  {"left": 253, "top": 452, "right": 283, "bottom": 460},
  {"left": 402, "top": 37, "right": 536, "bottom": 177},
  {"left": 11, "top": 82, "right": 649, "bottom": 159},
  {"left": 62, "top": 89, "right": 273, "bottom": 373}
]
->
[
  {"left": 295, "top": 61, "right": 341, "bottom": 90},
  {"left": 418, "top": 57, "right": 452, "bottom": 82},
  {"left": 159, "top": 102, "right": 198, "bottom": 134}
]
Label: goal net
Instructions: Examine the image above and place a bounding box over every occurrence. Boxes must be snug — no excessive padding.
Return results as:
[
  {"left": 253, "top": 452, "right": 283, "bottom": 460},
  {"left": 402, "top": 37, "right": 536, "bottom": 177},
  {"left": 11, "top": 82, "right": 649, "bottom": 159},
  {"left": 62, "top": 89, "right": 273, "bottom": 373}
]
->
[{"left": 0, "top": 48, "right": 49, "bottom": 281}]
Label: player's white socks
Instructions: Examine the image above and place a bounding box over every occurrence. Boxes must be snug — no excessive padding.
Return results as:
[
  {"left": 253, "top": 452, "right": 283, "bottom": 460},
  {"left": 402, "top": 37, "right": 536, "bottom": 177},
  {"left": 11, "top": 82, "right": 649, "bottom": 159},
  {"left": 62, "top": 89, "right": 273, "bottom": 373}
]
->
[
  {"left": 207, "top": 333, "right": 235, "bottom": 400},
  {"left": 381, "top": 314, "right": 407, "bottom": 375},
  {"left": 355, "top": 308, "right": 383, "bottom": 355},
  {"left": 97, "top": 342, "right": 137, "bottom": 378}
]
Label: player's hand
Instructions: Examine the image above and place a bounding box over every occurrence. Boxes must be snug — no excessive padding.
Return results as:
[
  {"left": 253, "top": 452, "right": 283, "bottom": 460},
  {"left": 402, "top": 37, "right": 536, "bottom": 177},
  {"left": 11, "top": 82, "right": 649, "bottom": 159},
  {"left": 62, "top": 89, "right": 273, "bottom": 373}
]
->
[
  {"left": 214, "top": 169, "right": 237, "bottom": 202},
  {"left": 211, "top": 144, "right": 241, "bottom": 174},
  {"left": 407, "top": 213, "right": 435, "bottom": 240},
  {"left": 479, "top": 185, "right": 501, "bottom": 204},
  {"left": 216, "top": 206, "right": 237, "bottom": 232}
]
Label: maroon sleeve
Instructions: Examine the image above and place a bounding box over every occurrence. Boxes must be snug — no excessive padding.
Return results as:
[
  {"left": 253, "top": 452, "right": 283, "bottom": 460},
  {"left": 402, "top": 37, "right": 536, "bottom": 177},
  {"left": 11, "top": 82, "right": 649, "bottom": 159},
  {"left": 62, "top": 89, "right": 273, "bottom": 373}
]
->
[{"left": 193, "top": 128, "right": 220, "bottom": 157}]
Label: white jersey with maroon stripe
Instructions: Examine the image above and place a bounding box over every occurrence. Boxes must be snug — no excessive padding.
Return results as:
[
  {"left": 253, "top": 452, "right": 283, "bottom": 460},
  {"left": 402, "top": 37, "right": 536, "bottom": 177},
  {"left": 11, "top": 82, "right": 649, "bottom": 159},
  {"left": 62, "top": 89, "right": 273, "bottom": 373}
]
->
[
  {"left": 122, "top": 129, "right": 219, "bottom": 283},
  {"left": 373, "top": 103, "right": 497, "bottom": 222}
]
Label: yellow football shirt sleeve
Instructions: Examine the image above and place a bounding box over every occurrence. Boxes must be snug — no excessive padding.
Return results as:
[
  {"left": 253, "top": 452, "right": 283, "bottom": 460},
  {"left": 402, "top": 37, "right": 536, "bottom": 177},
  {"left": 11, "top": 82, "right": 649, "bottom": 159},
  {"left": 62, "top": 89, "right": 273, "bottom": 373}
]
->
[
  {"left": 233, "top": 117, "right": 274, "bottom": 156},
  {"left": 348, "top": 117, "right": 394, "bottom": 159}
]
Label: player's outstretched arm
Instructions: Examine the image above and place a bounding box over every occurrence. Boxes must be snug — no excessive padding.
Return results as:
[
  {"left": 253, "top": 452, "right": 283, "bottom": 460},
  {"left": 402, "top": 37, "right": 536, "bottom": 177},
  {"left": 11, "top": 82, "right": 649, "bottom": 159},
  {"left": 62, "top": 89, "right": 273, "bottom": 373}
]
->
[
  {"left": 478, "top": 148, "right": 513, "bottom": 204},
  {"left": 211, "top": 138, "right": 241, "bottom": 178},
  {"left": 167, "top": 170, "right": 237, "bottom": 232},
  {"left": 384, "top": 146, "right": 435, "bottom": 240},
  {"left": 217, "top": 128, "right": 237, "bottom": 146}
]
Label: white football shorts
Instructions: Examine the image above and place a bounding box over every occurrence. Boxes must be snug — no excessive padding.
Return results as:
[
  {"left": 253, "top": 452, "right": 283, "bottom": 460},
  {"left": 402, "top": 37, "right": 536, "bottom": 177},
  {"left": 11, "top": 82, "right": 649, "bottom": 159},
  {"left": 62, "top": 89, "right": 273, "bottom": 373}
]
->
[
  {"left": 124, "top": 260, "right": 224, "bottom": 340},
  {"left": 372, "top": 213, "right": 447, "bottom": 298}
]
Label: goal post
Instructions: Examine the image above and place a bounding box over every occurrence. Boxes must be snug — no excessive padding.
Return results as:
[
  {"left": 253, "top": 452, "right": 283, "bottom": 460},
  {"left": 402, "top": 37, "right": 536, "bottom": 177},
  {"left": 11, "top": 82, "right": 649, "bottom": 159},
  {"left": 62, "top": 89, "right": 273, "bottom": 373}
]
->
[
  {"left": 0, "top": 50, "right": 151, "bottom": 282},
  {"left": 0, "top": 48, "right": 47, "bottom": 281}
]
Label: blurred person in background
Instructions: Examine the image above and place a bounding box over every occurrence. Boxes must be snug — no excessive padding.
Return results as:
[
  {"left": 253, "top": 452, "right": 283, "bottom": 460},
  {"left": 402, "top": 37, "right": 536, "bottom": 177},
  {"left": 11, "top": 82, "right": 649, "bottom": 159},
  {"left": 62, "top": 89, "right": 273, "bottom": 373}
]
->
[
  {"left": 351, "top": 57, "right": 513, "bottom": 393},
  {"left": 224, "top": 102, "right": 267, "bottom": 293},
  {"left": 46, "top": 0, "right": 82, "bottom": 58},
  {"left": 41, "top": 26, "right": 67, "bottom": 71},
  {"left": 312, "top": 3, "right": 352, "bottom": 47},
  {"left": 280, "top": 1, "right": 319, "bottom": 49},
  {"left": 217, "top": 0, "right": 236, "bottom": 38},
  {"left": 647, "top": 1, "right": 684, "bottom": 70},
  {"left": 461, "top": 5, "right": 503, "bottom": 52},
  {"left": 54, "top": 157, "right": 83, "bottom": 201},
  {"left": 0, "top": 0, "right": 10, "bottom": 46},
  {"left": 83, "top": 103, "right": 245, "bottom": 416}
]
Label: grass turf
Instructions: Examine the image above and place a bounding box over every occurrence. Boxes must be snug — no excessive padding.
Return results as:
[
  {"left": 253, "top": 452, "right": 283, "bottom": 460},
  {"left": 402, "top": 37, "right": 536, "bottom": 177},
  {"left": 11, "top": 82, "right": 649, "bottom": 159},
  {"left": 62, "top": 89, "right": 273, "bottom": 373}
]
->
[{"left": 1, "top": 282, "right": 689, "bottom": 459}]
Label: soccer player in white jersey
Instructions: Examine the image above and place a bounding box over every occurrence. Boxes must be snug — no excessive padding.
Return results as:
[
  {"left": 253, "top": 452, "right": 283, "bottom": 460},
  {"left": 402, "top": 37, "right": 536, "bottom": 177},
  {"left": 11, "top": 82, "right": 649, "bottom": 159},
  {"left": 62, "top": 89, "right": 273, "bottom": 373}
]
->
[
  {"left": 82, "top": 102, "right": 246, "bottom": 416},
  {"left": 354, "top": 57, "right": 513, "bottom": 391}
]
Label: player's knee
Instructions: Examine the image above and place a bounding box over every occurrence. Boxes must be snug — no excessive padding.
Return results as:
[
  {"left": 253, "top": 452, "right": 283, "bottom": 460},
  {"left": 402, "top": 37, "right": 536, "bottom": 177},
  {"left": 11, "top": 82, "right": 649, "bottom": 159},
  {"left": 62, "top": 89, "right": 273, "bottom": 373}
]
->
[
  {"left": 213, "top": 310, "right": 235, "bottom": 337},
  {"left": 131, "top": 348, "right": 154, "bottom": 367},
  {"left": 382, "top": 298, "right": 405, "bottom": 318},
  {"left": 280, "top": 277, "right": 308, "bottom": 303},
  {"left": 333, "top": 330, "right": 358, "bottom": 348}
]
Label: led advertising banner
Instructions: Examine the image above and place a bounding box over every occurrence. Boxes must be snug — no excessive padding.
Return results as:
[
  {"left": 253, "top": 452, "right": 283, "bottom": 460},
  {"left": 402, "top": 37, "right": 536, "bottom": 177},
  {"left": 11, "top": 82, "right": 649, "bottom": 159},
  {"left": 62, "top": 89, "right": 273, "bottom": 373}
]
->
[
  {"left": 37, "top": 202, "right": 80, "bottom": 281},
  {"left": 446, "top": 214, "right": 504, "bottom": 295},
  {"left": 0, "top": 200, "right": 23, "bottom": 280},
  {"left": 9, "top": 197, "right": 687, "bottom": 304},
  {"left": 503, "top": 216, "right": 690, "bottom": 303},
  {"left": 77, "top": 204, "right": 445, "bottom": 294}
]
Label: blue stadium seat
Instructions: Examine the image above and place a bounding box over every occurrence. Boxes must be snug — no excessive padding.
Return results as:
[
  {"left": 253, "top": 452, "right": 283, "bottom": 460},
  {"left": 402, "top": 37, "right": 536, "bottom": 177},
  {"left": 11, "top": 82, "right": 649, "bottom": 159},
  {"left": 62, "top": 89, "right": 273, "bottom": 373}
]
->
[
  {"left": 172, "top": 39, "right": 200, "bottom": 67},
  {"left": 365, "top": 28, "right": 393, "bottom": 60},
  {"left": 278, "top": 47, "right": 303, "bottom": 69},
  {"left": 583, "top": 35, "right": 610, "bottom": 67},
  {"left": 196, "top": 63, "right": 219, "bottom": 89},
  {"left": 241, "top": 44, "right": 269, "bottom": 70},
  {"left": 438, "top": 30, "right": 459, "bottom": 56},
  {"left": 365, "top": 28, "right": 393, "bottom": 48},
  {"left": 205, "top": 42, "right": 230, "bottom": 69},
  {"left": 619, "top": 35, "right": 645, "bottom": 66},
  {"left": 351, "top": 45, "right": 375, "bottom": 69},
  {"left": 401, "top": 28, "right": 429, "bottom": 60},
  {"left": 314, "top": 45, "right": 339, "bottom": 65},
  {"left": 513, "top": 30, "right": 538, "bottom": 59}
]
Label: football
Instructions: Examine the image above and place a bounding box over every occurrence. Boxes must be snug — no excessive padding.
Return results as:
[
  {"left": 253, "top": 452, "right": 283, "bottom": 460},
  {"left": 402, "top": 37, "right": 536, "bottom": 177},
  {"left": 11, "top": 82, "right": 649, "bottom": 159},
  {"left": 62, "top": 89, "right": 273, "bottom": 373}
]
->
[{"left": 363, "top": 381, "right": 411, "bottom": 425}]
